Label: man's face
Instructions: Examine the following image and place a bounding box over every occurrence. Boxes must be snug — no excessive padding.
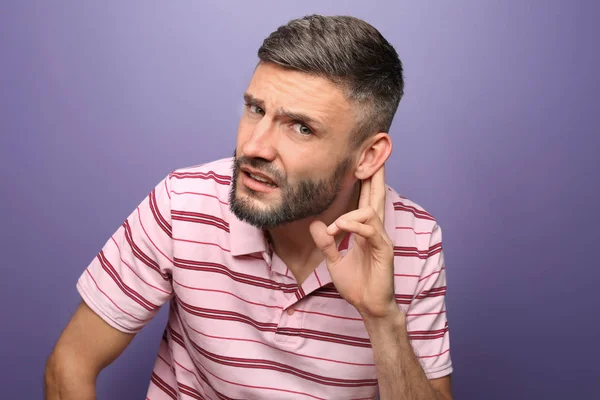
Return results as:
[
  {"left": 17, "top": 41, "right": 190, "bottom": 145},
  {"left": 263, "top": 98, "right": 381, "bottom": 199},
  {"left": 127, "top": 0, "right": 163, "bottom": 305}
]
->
[{"left": 229, "top": 62, "right": 359, "bottom": 229}]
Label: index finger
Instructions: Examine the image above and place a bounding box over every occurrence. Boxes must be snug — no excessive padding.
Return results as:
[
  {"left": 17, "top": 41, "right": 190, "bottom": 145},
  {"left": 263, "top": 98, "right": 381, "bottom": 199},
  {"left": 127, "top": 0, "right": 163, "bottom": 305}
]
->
[
  {"left": 358, "top": 177, "right": 371, "bottom": 209},
  {"left": 371, "top": 164, "right": 386, "bottom": 222}
]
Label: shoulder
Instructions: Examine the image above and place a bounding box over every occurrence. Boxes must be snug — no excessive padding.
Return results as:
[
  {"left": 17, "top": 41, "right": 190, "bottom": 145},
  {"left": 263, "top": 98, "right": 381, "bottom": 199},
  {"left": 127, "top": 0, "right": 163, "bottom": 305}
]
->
[
  {"left": 385, "top": 185, "right": 440, "bottom": 237},
  {"left": 167, "top": 157, "right": 233, "bottom": 192},
  {"left": 163, "top": 157, "right": 233, "bottom": 218}
]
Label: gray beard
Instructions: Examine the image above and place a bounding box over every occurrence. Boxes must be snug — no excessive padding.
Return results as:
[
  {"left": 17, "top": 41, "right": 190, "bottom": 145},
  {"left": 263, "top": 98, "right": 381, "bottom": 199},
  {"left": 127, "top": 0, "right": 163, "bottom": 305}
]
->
[{"left": 229, "top": 154, "right": 351, "bottom": 229}]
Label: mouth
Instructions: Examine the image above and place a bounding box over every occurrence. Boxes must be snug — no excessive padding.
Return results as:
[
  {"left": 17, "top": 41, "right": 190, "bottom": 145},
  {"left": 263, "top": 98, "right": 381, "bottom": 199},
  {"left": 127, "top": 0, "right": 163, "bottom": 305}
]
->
[{"left": 240, "top": 167, "right": 279, "bottom": 191}]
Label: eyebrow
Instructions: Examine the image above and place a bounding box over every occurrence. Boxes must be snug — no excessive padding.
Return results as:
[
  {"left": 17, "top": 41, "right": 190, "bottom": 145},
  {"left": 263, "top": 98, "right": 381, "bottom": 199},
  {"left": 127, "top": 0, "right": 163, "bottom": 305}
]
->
[{"left": 243, "top": 93, "right": 327, "bottom": 133}]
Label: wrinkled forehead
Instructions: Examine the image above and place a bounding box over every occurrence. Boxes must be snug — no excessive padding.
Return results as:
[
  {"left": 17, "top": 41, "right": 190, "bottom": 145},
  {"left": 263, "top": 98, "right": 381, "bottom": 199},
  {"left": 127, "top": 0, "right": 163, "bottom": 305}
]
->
[{"left": 247, "top": 63, "right": 359, "bottom": 132}]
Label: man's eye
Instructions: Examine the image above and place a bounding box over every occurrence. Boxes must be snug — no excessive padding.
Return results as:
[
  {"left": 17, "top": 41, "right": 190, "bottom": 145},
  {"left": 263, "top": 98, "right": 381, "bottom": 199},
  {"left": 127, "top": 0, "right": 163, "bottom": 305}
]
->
[
  {"left": 292, "top": 122, "right": 312, "bottom": 136},
  {"left": 249, "top": 105, "right": 265, "bottom": 115}
]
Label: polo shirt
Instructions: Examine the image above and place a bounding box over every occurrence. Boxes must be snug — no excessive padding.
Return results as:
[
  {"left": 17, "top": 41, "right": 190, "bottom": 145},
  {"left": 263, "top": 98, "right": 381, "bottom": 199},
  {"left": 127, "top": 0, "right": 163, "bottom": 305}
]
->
[{"left": 77, "top": 157, "right": 452, "bottom": 399}]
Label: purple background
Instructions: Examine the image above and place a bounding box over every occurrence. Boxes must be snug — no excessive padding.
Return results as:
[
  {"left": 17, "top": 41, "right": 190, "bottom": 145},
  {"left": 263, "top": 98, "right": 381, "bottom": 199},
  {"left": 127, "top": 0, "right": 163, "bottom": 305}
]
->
[{"left": 2, "top": 1, "right": 599, "bottom": 399}]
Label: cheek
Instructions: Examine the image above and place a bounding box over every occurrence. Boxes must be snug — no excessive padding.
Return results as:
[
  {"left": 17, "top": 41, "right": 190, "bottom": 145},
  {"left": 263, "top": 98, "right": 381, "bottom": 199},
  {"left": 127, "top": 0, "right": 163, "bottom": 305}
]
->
[{"left": 236, "top": 119, "right": 254, "bottom": 148}]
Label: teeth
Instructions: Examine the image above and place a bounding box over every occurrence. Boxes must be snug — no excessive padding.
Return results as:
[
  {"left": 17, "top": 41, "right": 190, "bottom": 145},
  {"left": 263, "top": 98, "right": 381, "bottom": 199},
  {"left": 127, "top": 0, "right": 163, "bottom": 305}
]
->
[{"left": 249, "top": 173, "right": 276, "bottom": 187}]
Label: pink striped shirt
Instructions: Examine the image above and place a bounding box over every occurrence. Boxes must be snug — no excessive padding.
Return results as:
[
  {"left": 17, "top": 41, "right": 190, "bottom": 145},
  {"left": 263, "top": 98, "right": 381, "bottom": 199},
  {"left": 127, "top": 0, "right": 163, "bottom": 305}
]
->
[{"left": 77, "top": 157, "right": 452, "bottom": 399}]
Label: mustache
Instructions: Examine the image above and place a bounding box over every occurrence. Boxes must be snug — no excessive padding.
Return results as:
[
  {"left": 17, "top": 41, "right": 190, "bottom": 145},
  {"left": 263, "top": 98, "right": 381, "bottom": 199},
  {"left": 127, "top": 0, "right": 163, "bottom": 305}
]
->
[{"left": 235, "top": 156, "right": 285, "bottom": 185}]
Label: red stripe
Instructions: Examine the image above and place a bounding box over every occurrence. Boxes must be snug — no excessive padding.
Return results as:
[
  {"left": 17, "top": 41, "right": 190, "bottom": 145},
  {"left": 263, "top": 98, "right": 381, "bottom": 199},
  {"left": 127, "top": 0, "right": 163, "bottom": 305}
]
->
[
  {"left": 177, "top": 297, "right": 372, "bottom": 349},
  {"left": 394, "top": 242, "right": 442, "bottom": 256},
  {"left": 149, "top": 189, "right": 172, "bottom": 238},
  {"left": 406, "top": 310, "right": 446, "bottom": 317},
  {"left": 417, "top": 286, "right": 447, "bottom": 299},
  {"left": 394, "top": 245, "right": 443, "bottom": 259},
  {"left": 393, "top": 202, "right": 435, "bottom": 221},
  {"left": 176, "top": 321, "right": 377, "bottom": 388},
  {"left": 177, "top": 297, "right": 279, "bottom": 331},
  {"left": 173, "top": 279, "right": 284, "bottom": 311},
  {"left": 418, "top": 267, "right": 445, "bottom": 282},
  {"left": 314, "top": 270, "right": 323, "bottom": 286},
  {"left": 168, "top": 320, "right": 325, "bottom": 400},
  {"left": 173, "top": 279, "right": 363, "bottom": 322},
  {"left": 393, "top": 201, "right": 434, "bottom": 218},
  {"left": 111, "top": 237, "right": 172, "bottom": 295},
  {"left": 151, "top": 372, "right": 177, "bottom": 400},
  {"left": 136, "top": 207, "right": 174, "bottom": 264},
  {"left": 409, "top": 333, "right": 448, "bottom": 340},
  {"left": 172, "top": 191, "right": 229, "bottom": 205},
  {"left": 172, "top": 210, "right": 229, "bottom": 227},
  {"left": 170, "top": 171, "right": 231, "bottom": 185},
  {"left": 395, "top": 226, "right": 432, "bottom": 235},
  {"left": 97, "top": 251, "right": 158, "bottom": 312},
  {"left": 276, "top": 327, "right": 372, "bottom": 349},
  {"left": 408, "top": 325, "right": 449, "bottom": 340},
  {"left": 173, "top": 358, "right": 324, "bottom": 400},
  {"left": 172, "top": 215, "right": 230, "bottom": 233},
  {"left": 85, "top": 269, "right": 148, "bottom": 323},
  {"left": 177, "top": 382, "right": 205, "bottom": 400},
  {"left": 174, "top": 257, "right": 297, "bottom": 293},
  {"left": 409, "top": 322, "right": 448, "bottom": 335},
  {"left": 172, "top": 237, "right": 231, "bottom": 252},
  {"left": 122, "top": 220, "right": 170, "bottom": 281},
  {"left": 418, "top": 348, "right": 451, "bottom": 359},
  {"left": 183, "top": 321, "right": 375, "bottom": 367}
]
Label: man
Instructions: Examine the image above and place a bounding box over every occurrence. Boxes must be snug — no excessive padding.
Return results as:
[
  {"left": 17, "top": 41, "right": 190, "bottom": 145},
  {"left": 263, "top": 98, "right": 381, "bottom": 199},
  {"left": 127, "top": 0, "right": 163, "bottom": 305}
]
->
[{"left": 45, "top": 15, "right": 453, "bottom": 399}]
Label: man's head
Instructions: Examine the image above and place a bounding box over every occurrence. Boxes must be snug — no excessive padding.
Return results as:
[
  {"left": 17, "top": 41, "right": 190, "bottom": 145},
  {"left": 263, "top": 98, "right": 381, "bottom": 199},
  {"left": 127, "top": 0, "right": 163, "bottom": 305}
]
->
[{"left": 230, "top": 15, "right": 404, "bottom": 229}]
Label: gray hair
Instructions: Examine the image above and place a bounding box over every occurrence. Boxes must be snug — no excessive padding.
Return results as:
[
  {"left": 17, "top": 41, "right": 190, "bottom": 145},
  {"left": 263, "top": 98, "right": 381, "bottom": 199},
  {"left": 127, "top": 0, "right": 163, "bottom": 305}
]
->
[{"left": 258, "top": 14, "right": 404, "bottom": 146}]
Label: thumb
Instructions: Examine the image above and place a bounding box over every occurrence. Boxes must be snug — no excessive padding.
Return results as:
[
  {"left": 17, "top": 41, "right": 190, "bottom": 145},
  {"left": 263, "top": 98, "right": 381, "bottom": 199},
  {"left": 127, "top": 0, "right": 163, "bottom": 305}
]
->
[{"left": 309, "top": 220, "right": 341, "bottom": 265}]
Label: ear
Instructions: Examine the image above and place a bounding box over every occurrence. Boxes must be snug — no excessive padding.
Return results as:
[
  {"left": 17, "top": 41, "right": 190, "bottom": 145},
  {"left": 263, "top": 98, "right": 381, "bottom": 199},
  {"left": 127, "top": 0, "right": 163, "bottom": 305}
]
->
[{"left": 354, "top": 133, "right": 392, "bottom": 180}]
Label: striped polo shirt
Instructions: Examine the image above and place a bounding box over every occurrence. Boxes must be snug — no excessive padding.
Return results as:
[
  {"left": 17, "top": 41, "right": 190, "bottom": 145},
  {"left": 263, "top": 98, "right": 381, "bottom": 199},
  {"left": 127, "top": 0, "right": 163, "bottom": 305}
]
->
[{"left": 77, "top": 157, "right": 452, "bottom": 399}]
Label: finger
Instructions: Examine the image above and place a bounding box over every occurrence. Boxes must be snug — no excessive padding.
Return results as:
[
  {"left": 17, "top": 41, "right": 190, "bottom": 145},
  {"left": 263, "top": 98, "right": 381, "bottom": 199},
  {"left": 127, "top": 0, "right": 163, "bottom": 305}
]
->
[
  {"left": 309, "top": 220, "right": 342, "bottom": 265},
  {"left": 358, "top": 178, "right": 371, "bottom": 209},
  {"left": 327, "top": 207, "right": 384, "bottom": 236},
  {"left": 331, "top": 219, "right": 388, "bottom": 251},
  {"left": 371, "top": 164, "right": 386, "bottom": 222}
]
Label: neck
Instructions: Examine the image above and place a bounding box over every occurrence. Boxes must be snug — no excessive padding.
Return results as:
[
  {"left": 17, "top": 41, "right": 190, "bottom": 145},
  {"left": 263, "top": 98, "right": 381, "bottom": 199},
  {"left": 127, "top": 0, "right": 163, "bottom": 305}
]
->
[{"left": 266, "top": 180, "right": 361, "bottom": 279}]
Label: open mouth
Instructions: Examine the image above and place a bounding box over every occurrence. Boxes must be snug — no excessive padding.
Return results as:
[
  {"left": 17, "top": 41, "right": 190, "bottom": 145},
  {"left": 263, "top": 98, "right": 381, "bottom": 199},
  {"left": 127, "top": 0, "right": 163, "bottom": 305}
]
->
[{"left": 241, "top": 169, "right": 279, "bottom": 190}]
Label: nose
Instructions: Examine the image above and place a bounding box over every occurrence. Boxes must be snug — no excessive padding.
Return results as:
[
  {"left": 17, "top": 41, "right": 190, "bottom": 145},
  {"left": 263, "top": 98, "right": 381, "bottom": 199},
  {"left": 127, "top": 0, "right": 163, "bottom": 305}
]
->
[{"left": 241, "top": 117, "right": 277, "bottom": 161}]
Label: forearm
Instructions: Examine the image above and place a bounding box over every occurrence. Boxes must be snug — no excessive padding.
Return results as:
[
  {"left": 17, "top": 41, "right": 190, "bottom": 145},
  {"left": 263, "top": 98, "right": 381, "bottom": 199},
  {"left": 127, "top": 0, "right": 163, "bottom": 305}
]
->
[
  {"left": 45, "top": 356, "right": 97, "bottom": 400},
  {"left": 364, "top": 310, "right": 442, "bottom": 400}
]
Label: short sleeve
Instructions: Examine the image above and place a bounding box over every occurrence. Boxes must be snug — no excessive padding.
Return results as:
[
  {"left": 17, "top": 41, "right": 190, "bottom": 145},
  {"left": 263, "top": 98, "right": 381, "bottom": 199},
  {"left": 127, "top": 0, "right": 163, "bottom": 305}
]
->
[
  {"left": 77, "top": 174, "right": 175, "bottom": 333},
  {"left": 406, "top": 224, "right": 453, "bottom": 379}
]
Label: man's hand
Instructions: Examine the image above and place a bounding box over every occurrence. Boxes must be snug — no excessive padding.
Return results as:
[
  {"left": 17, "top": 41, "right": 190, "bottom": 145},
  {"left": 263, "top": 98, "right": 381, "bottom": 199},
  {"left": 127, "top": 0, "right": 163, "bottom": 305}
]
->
[{"left": 309, "top": 164, "right": 397, "bottom": 319}]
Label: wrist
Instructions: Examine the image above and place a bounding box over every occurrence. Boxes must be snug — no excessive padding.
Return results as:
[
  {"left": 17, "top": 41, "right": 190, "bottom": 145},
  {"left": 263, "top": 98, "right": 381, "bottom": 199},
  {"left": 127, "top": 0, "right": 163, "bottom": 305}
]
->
[{"left": 361, "top": 304, "right": 407, "bottom": 335}]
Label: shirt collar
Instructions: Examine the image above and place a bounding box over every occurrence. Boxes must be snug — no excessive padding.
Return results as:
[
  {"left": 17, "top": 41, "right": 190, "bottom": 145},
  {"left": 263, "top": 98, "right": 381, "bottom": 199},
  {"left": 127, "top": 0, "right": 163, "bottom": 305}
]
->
[{"left": 228, "top": 210, "right": 269, "bottom": 256}]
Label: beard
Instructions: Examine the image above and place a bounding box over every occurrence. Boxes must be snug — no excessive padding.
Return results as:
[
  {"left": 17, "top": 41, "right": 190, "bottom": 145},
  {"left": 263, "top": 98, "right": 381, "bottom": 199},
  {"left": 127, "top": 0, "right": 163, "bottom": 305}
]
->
[{"left": 229, "top": 152, "right": 352, "bottom": 229}]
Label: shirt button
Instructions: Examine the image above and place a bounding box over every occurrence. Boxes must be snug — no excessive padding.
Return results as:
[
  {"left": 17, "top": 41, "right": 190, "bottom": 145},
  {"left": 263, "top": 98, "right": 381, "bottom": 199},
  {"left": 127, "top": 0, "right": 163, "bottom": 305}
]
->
[{"left": 287, "top": 308, "right": 295, "bottom": 315}]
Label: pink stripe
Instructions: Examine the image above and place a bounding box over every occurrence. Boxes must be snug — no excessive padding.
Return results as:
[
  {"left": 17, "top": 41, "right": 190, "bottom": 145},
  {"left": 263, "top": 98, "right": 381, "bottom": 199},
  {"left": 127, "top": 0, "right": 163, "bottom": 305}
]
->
[
  {"left": 406, "top": 310, "right": 446, "bottom": 317},
  {"left": 176, "top": 357, "right": 328, "bottom": 400},
  {"left": 173, "top": 279, "right": 284, "bottom": 311},
  {"left": 201, "top": 368, "right": 327, "bottom": 400},
  {"left": 294, "top": 308, "right": 363, "bottom": 322},
  {"left": 137, "top": 206, "right": 174, "bottom": 264},
  {"left": 184, "top": 323, "right": 375, "bottom": 367},
  {"left": 85, "top": 269, "right": 147, "bottom": 323},
  {"left": 395, "top": 226, "right": 432, "bottom": 235},
  {"left": 172, "top": 191, "right": 228, "bottom": 205},
  {"left": 171, "top": 360, "right": 217, "bottom": 400},
  {"left": 172, "top": 237, "right": 231, "bottom": 252},
  {"left": 111, "top": 237, "right": 172, "bottom": 295},
  {"left": 417, "top": 348, "right": 450, "bottom": 359},
  {"left": 418, "top": 267, "right": 445, "bottom": 282}
]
